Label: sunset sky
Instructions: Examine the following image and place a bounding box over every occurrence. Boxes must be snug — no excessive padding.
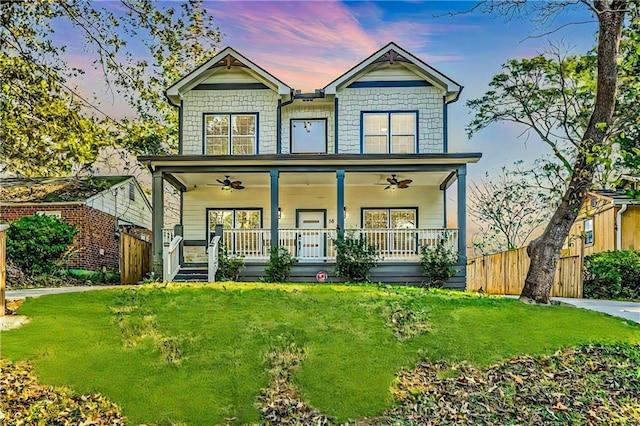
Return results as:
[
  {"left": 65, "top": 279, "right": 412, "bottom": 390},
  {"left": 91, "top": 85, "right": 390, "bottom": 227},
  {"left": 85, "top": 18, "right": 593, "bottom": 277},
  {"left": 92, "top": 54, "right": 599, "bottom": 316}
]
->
[{"left": 61, "top": 1, "right": 600, "bottom": 181}]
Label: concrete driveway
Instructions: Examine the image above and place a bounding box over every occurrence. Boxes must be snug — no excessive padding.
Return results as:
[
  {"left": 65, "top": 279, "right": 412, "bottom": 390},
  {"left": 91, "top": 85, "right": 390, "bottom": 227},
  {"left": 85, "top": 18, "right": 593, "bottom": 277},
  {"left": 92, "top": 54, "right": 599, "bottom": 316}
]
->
[{"left": 553, "top": 297, "right": 640, "bottom": 324}]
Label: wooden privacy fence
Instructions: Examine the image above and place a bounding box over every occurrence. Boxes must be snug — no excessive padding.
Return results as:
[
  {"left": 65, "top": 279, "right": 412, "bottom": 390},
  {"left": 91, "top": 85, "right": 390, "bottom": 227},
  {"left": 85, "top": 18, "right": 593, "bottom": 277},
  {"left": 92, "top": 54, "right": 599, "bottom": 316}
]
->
[
  {"left": 120, "top": 233, "right": 151, "bottom": 284},
  {"left": 0, "top": 225, "right": 8, "bottom": 316},
  {"left": 467, "top": 247, "right": 583, "bottom": 298}
]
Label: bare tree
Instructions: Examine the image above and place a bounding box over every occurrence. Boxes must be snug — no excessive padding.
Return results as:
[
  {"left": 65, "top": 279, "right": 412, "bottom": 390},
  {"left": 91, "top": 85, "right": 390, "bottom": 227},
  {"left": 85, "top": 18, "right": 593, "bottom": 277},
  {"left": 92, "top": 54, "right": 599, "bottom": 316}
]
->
[{"left": 469, "top": 163, "right": 562, "bottom": 254}]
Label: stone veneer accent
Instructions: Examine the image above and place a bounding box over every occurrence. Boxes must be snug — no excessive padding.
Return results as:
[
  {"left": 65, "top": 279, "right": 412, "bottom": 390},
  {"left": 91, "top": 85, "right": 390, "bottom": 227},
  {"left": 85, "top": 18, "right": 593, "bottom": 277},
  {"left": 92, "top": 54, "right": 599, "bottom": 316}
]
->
[
  {"left": 336, "top": 86, "right": 444, "bottom": 154},
  {"left": 181, "top": 89, "right": 279, "bottom": 155}
]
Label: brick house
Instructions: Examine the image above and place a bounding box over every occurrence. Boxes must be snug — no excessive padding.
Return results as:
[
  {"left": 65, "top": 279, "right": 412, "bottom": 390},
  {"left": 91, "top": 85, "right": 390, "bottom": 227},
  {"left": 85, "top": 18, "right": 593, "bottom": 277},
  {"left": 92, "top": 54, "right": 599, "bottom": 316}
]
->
[
  {"left": 0, "top": 176, "right": 152, "bottom": 271},
  {"left": 140, "top": 42, "right": 481, "bottom": 286}
]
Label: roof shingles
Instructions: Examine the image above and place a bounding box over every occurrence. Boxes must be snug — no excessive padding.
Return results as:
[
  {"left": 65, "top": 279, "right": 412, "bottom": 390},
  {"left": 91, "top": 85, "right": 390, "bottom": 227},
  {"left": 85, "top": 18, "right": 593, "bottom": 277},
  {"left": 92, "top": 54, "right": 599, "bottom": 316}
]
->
[{"left": 0, "top": 176, "right": 130, "bottom": 203}]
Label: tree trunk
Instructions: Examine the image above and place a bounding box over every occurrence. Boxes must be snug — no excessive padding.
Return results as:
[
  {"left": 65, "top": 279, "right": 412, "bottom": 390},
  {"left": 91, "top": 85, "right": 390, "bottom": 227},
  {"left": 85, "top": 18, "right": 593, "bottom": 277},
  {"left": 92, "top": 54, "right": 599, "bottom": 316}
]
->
[{"left": 520, "top": 0, "right": 627, "bottom": 304}]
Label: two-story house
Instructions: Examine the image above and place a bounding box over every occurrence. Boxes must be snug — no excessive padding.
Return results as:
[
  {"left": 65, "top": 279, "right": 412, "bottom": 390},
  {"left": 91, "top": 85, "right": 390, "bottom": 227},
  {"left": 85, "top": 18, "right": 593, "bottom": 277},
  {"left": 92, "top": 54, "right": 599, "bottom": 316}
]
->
[{"left": 139, "top": 42, "right": 481, "bottom": 287}]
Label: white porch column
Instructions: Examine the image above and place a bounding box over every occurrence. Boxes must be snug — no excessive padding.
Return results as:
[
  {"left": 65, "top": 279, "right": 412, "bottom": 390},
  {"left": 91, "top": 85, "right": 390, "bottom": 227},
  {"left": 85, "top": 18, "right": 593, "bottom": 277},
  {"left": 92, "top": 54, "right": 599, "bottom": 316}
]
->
[{"left": 152, "top": 170, "right": 164, "bottom": 276}]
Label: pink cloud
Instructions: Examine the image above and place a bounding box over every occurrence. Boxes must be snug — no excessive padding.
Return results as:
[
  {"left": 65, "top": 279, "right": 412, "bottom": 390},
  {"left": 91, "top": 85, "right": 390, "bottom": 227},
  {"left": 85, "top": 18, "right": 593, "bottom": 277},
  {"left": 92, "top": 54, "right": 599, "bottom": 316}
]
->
[{"left": 207, "top": 1, "right": 466, "bottom": 91}]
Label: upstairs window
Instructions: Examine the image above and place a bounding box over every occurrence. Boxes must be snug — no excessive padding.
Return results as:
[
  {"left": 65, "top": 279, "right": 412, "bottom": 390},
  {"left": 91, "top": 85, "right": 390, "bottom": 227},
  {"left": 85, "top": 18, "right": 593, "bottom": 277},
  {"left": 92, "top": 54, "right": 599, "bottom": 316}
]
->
[
  {"left": 362, "top": 112, "right": 417, "bottom": 154},
  {"left": 204, "top": 113, "right": 257, "bottom": 155},
  {"left": 291, "top": 119, "right": 327, "bottom": 153}
]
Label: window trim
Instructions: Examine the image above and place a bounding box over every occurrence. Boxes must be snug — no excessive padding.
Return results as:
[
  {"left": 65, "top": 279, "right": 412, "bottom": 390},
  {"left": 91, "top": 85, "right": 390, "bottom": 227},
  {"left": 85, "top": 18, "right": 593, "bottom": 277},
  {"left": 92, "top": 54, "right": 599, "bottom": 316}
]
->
[
  {"left": 360, "top": 207, "right": 419, "bottom": 228},
  {"left": 206, "top": 207, "right": 264, "bottom": 240},
  {"left": 360, "top": 110, "right": 419, "bottom": 154},
  {"left": 129, "top": 182, "right": 136, "bottom": 201},
  {"left": 584, "top": 217, "right": 594, "bottom": 246},
  {"left": 289, "top": 118, "right": 328, "bottom": 154},
  {"left": 202, "top": 112, "right": 260, "bottom": 155}
]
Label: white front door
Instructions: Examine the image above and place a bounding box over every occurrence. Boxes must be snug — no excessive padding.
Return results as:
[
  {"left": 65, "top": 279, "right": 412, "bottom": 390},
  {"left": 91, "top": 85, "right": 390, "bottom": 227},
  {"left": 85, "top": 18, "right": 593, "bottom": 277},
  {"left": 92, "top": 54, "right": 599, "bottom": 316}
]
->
[{"left": 297, "top": 210, "right": 325, "bottom": 261}]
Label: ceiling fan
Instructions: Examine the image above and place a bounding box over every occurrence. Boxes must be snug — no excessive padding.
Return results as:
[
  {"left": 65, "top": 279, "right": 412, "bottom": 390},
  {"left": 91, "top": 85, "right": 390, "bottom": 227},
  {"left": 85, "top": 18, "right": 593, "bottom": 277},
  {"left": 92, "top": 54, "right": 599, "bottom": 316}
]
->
[
  {"left": 384, "top": 174, "right": 412, "bottom": 190},
  {"left": 216, "top": 176, "right": 244, "bottom": 191}
]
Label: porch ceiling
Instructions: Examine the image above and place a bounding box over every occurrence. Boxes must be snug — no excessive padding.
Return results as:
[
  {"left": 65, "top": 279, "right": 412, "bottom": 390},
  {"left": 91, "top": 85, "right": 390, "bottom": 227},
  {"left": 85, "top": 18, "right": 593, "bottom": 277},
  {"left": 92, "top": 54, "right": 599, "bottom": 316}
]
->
[{"left": 172, "top": 171, "right": 451, "bottom": 189}]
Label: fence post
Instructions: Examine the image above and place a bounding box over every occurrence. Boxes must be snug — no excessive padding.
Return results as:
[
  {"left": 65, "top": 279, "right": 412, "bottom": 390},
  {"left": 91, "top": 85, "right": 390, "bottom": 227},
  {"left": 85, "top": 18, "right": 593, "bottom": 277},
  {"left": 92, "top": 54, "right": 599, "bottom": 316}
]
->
[{"left": 0, "top": 224, "right": 9, "bottom": 317}]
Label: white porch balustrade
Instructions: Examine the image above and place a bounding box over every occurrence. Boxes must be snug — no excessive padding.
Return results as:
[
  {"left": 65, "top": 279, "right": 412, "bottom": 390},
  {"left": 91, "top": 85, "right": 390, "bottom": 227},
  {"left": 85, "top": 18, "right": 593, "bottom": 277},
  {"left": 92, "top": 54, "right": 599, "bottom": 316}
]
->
[
  {"left": 214, "top": 228, "right": 458, "bottom": 262},
  {"left": 163, "top": 233, "right": 182, "bottom": 282}
]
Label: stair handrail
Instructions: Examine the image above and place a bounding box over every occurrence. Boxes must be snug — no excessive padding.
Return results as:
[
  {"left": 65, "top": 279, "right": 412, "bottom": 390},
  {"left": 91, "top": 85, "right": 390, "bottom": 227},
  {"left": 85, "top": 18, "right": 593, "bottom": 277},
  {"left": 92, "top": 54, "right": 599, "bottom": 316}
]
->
[
  {"left": 163, "top": 235, "right": 183, "bottom": 282},
  {"left": 208, "top": 236, "right": 221, "bottom": 282}
]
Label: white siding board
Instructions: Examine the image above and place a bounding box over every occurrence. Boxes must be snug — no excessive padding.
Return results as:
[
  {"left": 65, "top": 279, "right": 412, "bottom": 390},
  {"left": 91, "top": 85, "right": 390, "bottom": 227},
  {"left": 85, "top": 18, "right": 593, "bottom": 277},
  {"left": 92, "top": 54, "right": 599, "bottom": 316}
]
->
[
  {"left": 182, "top": 184, "right": 444, "bottom": 239},
  {"left": 86, "top": 180, "right": 152, "bottom": 229}
]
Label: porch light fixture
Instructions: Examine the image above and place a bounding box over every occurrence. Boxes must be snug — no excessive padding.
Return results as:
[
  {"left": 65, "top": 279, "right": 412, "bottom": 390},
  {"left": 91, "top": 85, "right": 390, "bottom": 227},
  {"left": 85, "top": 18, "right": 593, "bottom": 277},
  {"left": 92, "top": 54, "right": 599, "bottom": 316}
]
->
[{"left": 278, "top": 208, "right": 282, "bottom": 219}]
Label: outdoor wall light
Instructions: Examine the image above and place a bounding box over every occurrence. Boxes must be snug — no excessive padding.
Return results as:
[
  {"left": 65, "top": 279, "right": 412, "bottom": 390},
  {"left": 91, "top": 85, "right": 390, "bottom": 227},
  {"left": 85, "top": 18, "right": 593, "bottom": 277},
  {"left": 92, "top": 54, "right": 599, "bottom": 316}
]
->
[{"left": 278, "top": 207, "right": 282, "bottom": 219}]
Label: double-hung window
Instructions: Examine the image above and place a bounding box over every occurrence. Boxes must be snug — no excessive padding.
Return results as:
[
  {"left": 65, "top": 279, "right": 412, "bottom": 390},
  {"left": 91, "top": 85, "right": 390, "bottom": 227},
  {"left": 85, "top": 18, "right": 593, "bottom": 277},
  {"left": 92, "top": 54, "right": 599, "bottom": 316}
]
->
[
  {"left": 362, "top": 112, "right": 417, "bottom": 154},
  {"left": 208, "top": 208, "right": 263, "bottom": 256},
  {"left": 362, "top": 208, "right": 417, "bottom": 254},
  {"left": 204, "top": 113, "right": 257, "bottom": 155}
]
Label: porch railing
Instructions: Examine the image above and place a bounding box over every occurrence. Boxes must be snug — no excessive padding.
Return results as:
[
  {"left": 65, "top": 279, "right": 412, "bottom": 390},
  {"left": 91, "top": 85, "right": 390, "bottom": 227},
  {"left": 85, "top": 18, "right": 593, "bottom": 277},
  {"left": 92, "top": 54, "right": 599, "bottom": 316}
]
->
[
  {"left": 163, "top": 233, "right": 182, "bottom": 281},
  {"left": 207, "top": 236, "right": 221, "bottom": 282},
  {"left": 279, "top": 228, "right": 337, "bottom": 262},
  {"left": 221, "top": 229, "right": 270, "bottom": 260},
  {"left": 216, "top": 228, "right": 457, "bottom": 262}
]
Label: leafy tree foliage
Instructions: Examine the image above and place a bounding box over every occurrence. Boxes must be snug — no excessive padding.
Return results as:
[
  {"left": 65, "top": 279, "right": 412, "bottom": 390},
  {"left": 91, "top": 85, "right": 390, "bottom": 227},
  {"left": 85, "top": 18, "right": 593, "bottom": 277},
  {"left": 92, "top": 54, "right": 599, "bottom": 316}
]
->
[
  {"left": 0, "top": 0, "right": 221, "bottom": 175},
  {"left": 6, "top": 215, "right": 77, "bottom": 274},
  {"left": 467, "top": 0, "right": 637, "bottom": 303}
]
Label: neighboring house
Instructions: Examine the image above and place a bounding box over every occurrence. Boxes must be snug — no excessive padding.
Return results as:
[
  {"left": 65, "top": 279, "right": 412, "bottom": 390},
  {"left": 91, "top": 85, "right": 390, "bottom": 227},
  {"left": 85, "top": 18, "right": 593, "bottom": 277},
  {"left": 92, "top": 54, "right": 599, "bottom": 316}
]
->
[
  {"left": 139, "top": 42, "right": 482, "bottom": 287},
  {"left": 564, "top": 181, "right": 640, "bottom": 257},
  {"left": 0, "top": 176, "right": 152, "bottom": 271}
]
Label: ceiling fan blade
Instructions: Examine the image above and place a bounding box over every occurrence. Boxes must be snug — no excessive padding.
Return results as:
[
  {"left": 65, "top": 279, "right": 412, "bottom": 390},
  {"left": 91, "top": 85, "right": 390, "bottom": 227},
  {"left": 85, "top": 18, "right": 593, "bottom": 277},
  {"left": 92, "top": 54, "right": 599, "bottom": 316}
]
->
[
  {"left": 386, "top": 177, "right": 396, "bottom": 184},
  {"left": 216, "top": 179, "right": 225, "bottom": 185},
  {"left": 235, "top": 185, "right": 245, "bottom": 190},
  {"left": 384, "top": 185, "right": 391, "bottom": 190},
  {"left": 398, "top": 179, "right": 412, "bottom": 185},
  {"left": 398, "top": 183, "right": 410, "bottom": 189},
  {"left": 231, "top": 180, "right": 242, "bottom": 186}
]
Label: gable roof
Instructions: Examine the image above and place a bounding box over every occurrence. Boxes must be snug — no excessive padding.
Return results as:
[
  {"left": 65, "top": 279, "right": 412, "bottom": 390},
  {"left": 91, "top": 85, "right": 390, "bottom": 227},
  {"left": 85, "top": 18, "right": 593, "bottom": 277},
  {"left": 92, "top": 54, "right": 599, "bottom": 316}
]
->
[
  {"left": 165, "top": 47, "right": 293, "bottom": 105},
  {"left": 323, "top": 42, "right": 462, "bottom": 102},
  {"left": 0, "top": 176, "right": 133, "bottom": 203}
]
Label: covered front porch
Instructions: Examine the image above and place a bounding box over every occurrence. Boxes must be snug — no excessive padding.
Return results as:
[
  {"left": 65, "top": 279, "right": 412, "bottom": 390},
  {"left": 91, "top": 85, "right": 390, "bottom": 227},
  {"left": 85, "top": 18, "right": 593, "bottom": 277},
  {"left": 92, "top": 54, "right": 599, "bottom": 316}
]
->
[{"left": 141, "top": 153, "right": 480, "bottom": 286}]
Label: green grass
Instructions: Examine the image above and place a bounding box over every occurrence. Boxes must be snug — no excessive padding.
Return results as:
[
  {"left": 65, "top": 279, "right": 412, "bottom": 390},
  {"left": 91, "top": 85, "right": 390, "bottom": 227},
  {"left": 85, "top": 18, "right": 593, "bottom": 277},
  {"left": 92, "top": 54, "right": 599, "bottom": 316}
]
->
[{"left": 2, "top": 283, "right": 639, "bottom": 425}]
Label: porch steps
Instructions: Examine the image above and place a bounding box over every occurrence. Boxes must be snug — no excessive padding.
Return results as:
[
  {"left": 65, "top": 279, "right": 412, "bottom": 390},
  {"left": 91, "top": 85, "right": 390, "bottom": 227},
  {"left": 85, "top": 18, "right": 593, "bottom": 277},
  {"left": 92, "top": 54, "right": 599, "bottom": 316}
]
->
[{"left": 173, "top": 267, "right": 208, "bottom": 282}]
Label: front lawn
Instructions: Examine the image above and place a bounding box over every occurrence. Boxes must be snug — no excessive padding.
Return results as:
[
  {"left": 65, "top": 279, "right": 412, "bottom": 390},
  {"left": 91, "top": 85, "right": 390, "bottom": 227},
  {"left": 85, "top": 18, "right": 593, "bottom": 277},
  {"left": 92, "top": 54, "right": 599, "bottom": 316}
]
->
[{"left": 2, "top": 283, "right": 638, "bottom": 424}]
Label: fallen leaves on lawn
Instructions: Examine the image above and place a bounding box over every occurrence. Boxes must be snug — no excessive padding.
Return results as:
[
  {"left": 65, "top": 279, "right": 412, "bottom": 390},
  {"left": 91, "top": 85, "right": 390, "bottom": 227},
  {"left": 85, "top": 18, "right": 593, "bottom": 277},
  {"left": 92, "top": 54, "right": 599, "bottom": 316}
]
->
[
  {"left": 381, "top": 344, "right": 640, "bottom": 425},
  {"left": 0, "top": 359, "right": 125, "bottom": 425},
  {"left": 257, "top": 334, "right": 332, "bottom": 425}
]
